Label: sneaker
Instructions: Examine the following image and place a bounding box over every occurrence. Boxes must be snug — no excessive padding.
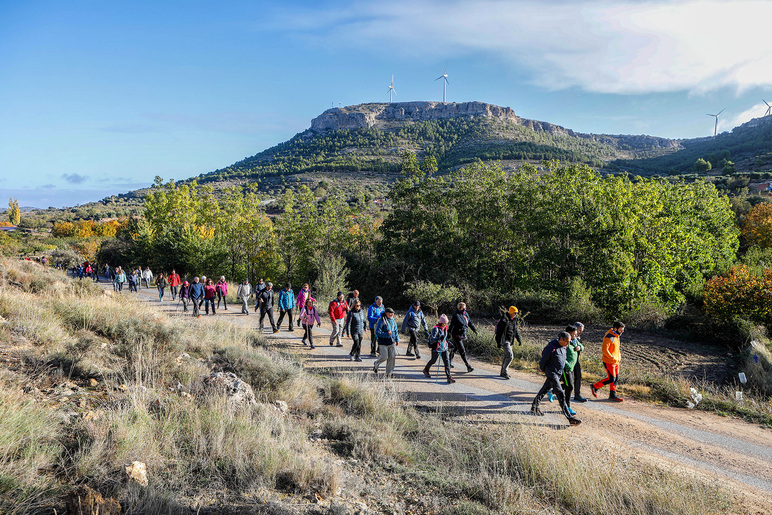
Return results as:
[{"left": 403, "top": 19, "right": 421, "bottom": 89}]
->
[
  {"left": 302, "top": 340, "right": 307, "bottom": 346},
  {"left": 531, "top": 406, "right": 544, "bottom": 416},
  {"left": 568, "top": 407, "right": 577, "bottom": 416},
  {"left": 310, "top": 344, "right": 315, "bottom": 349},
  {"left": 273, "top": 329, "right": 280, "bottom": 334},
  {"left": 574, "top": 396, "right": 588, "bottom": 403},
  {"left": 609, "top": 394, "right": 624, "bottom": 402},
  {"left": 406, "top": 352, "right": 414, "bottom": 357},
  {"left": 336, "top": 343, "right": 343, "bottom": 347},
  {"left": 590, "top": 385, "right": 599, "bottom": 398},
  {"left": 568, "top": 417, "right": 582, "bottom": 426},
  {"left": 355, "top": 357, "right": 362, "bottom": 362},
  {"left": 330, "top": 343, "right": 334, "bottom": 346},
  {"left": 500, "top": 373, "right": 511, "bottom": 380},
  {"left": 449, "top": 363, "right": 454, "bottom": 369},
  {"left": 415, "top": 355, "right": 421, "bottom": 360},
  {"left": 466, "top": 366, "right": 474, "bottom": 373},
  {"left": 422, "top": 369, "right": 431, "bottom": 378},
  {"left": 447, "top": 376, "right": 456, "bottom": 383},
  {"left": 547, "top": 391, "right": 554, "bottom": 403},
  {"left": 370, "top": 352, "right": 377, "bottom": 357}
]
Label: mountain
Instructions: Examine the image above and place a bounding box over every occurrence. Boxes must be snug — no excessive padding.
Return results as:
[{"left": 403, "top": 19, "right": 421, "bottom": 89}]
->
[{"left": 190, "top": 101, "right": 682, "bottom": 189}]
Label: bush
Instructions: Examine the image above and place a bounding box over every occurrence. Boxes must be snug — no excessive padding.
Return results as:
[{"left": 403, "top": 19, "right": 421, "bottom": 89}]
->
[{"left": 703, "top": 265, "right": 772, "bottom": 325}]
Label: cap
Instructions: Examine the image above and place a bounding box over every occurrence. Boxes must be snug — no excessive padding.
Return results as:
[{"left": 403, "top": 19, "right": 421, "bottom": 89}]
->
[{"left": 384, "top": 307, "right": 395, "bottom": 314}]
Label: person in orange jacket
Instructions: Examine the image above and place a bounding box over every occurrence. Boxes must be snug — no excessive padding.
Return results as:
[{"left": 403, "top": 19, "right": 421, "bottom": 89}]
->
[{"left": 591, "top": 321, "right": 625, "bottom": 402}]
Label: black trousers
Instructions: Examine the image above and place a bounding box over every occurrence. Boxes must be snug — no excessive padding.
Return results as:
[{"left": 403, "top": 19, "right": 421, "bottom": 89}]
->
[
  {"left": 302, "top": 323, "right": 315, "bottom": 346},
  {"left": 370, "top": 329, "right": 378, "bottom": 354},
  {"left": 406, "top": 329, "right": 421, "bottom": 356},
  {"left": 350, "top": 333, "right": 363, "bottom": 358},
  {"left": 532, "top": 372, "right": 572, "bottom": 419},
  {"left": 449, "top": 336, "right": 471, "bottom": 368},
  {"left": 573, "top": 359, "right": 583, "bottom": 398},
  {"left": 424, "top": 350, "right": 451, "bottom": 378},
  {"left": 276, "top": 308, "right": 294, "bottom": 330},
  {"left": 259, "top": 307, "right": 276, "bottom": 331}
]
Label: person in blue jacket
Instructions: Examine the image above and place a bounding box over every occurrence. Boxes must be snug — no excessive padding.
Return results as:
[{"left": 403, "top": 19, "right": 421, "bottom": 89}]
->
[
  {"left": 530, "top": 331, "right": 581, "bottom": 426},
  {"left": 367, "top": 296, "right": 385, "bottom": 356},
  {"left": 373, "top": 307, "right": 399, "bottom": 377},
  {"left": 189, "top": 277, "right": 205, "bottom": 318},
  {"left": 401, "top": 300, "right": 429, "bottom": 359},
  {"left": 276, "top": 282, "right": 296, "bottom": 331}
]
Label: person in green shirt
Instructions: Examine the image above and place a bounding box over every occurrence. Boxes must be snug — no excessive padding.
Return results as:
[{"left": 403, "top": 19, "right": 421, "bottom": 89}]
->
[{"left": 548, "top": 325, "right": 579, "bottom": 416}]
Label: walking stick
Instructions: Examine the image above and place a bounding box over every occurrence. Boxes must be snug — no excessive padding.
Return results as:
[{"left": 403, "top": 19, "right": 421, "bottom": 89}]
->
[{"left": 435, "top": 350, "right": 441, "bottom": 384}]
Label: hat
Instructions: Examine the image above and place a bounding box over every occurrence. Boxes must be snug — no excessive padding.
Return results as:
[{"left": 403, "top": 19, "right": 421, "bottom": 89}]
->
[
  {"left": 183, "top": 280, "right": 189, "bottom": 286},
  {"left": 384, "top": 307, "right": 395, "bottom": 314},
  {"left": 508, "top": 306, "right": 519, "bottom": 315},
  {"left": 438, "top": 314, "right": 449, "bottom": 324},
  {"left": 412, "top": 300, "right": 421, "bottom": 306}
]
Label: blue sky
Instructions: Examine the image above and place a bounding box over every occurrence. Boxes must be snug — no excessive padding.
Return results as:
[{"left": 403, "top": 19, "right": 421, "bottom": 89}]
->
[{"left": 2, "top": 0, "right": 772, "bottom": 208}]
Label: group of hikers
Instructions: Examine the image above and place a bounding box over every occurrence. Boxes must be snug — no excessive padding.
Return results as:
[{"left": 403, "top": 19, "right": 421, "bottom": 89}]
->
[{"left": 100, "top": 267, "right": 627, "bottom": 428}]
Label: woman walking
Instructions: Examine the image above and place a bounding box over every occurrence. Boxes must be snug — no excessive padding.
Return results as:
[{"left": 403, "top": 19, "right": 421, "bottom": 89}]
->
[
  {"left": 347, "top": 299, "right": 368, "bottom": 361},
  {"left": 423, "top": 314, "right": 454, "bottom": 383},
  {"left": 179, "top": 280, "right": 191, "bottom": 312},
  {"left": 156, "top": 272, "right": 168, "bottom": 302},
  {"left": 216, "top": 276, "right": 229, "bottom": 310},
  {"left": 204, "top": 278, "right": 217, "bottom": 315},
  {"left": 299, "top": 298, "right": 321, "bottom": 349}
]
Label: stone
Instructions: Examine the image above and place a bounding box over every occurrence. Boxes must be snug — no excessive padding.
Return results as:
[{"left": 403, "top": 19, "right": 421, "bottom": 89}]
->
[
  {"left": 274, "top": 400, "right": 289, "bottom": 413},
  {"left": 125, "top": 461, "right": 148, "bottom": 486},
  {"left": 65, "top": 485, "right": 121, "bottom": 515},
  {"left": 202, "top": 372, "right": 256, "bottom": 410}
]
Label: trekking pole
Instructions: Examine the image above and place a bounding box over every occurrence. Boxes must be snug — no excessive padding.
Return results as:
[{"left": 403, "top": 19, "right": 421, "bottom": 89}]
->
[{"left": 435, "top": 352, "right": 441, "bottom": 383}]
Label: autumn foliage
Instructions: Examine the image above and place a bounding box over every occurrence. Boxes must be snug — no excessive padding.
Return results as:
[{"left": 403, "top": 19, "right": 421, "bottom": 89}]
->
[
  {"left": 741, "top": 202, "right": 772, "bottom": 248},
  {"left": 703, "top": 265, "right": 772, "bottom": 323},
  {"left": 52, "top": 220, "right": 122, "bottom": 238}
]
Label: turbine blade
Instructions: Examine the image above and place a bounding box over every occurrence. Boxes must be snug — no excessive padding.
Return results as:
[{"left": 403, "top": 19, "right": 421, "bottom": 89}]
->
[
  {"left": 393, "top": 90, "right": 397, "bottom": 96},
  {"left": 436, "top": 76, "right": 443, "bottom": 81},
  {"left": 717, "top": 108, "right": 725, "bottom": 116},
  {"left": 707, "top": 114, "right": 715, "bottom": 117},
  {"left": 764, "top": 99, "right": 770, "bottom": 107},
  {"left": 445, "top": 78, "right": 450, "bottom": 85}
]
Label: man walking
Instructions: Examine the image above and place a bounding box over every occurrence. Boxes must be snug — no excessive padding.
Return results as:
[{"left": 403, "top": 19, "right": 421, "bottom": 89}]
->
[
  {"left": 591, "top": 321, "right": 625, "bottom": 402},
  {"left": 572, "top": 322, "right": 588, "bottom": 402},
  {"left": 276, "top": 282, "right": 296, "bottom": 331},
  {"left": 367, "top": 296, "right": 384, "bottom": 356},
  {"left": 530, "top": 331, "right": 582, "bottom": 426},
  {"left": 401, "top": 300, "right": 429, "bottom": 359},
  {"left": 168, "top": 269, "right": 181, "bottom": 300},
  {"left": 237, "top": 279, "right": 252, "bottom": 315},
  {"left": 495, "top": 306, "right": 522, "bottom": 379},
  {"left": 328, "top": 291, "right": 350, "bottom": 347},
  {"left": 189, "top": 277, "right": 204, "bottom": 318}
]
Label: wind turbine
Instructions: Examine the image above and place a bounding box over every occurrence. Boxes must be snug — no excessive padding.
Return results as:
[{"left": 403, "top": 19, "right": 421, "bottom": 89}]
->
[
  {"left": 764, "top": 99, "right": 772, "bottom": 116},
  {"left": 435, "top": 66, "right": 449, "bottom": 103},
  {"left": 707, "top": 108, "right": 725, "bottom": 137},
  {"left": 388, "top": 76, "right": 396, "bottom": 103}
]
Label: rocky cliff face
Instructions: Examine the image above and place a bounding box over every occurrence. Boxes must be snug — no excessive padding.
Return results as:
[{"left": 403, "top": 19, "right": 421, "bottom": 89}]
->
[
  {"left": 309, "top": 101, "right": 680, "bottom": 152},
  {"left": 310, "top": 101, "right": 518, "bottom": 132}
]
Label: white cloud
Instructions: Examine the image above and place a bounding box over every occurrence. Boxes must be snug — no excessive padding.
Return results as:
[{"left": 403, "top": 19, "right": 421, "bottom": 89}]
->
[{"left": 280, "top": 0, "right": 772, "bottom": 95}]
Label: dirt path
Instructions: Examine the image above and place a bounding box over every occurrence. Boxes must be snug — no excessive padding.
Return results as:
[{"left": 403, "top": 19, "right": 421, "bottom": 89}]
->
[{"left": 124, "top": 285, "right": 772, "bottom": 511}]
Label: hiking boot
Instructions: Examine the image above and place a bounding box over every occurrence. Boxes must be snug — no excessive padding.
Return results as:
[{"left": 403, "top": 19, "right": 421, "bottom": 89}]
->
[
  {"left": 547, "top": 391, "right": 554, "bottom": 403},
  {"left": 336, "top": 343, "right": 343, "bottom": 347},
  {"left": 302, "top": 340, "right": 307, "bottom": 346},
  {"left": 500, "top": 373, "right": 511, "bottom": 379},
  {"left": 422, "top": 369, "right": 431, "bottom": 378},
  {"left": 414, "top": 354, "right": 421, "bottom": 359},
  {"left": 373, "top": 366, "right": 378, "bottom": 375},
  {"left": 568, "top": 417, "right": 582, "bottom": 426},
  {"left": 447, "top": 376, "right": 456, "bottom": 384},
  {"left": 530, "top": 405, "right": 544, "bottom": 416},
  {"left": 273, "top": 329, "right": 280, "bottom": 334},
  {"left": 574, "top": 395, "right": 588, "bottom": 403},
  {"left": 609, "top": 393, "right": 624, "bottom": 402},
  {"left": 590, "top": 385, "right": 599, "bottom": 398},
  {"left": 354, "top": 357, "right": 362, "bottom": 362},
  {"left": 466, "top": 366, "right": 474, "bottom": 373},
  {"left": 348, "top": 354, "right": 353, "bottom": 361},
  {"left": 309, "top": 344, "right": 315, "bottom": 349},
  {"left": 406, "top": 351, "right": 414, "bottom": 357}
]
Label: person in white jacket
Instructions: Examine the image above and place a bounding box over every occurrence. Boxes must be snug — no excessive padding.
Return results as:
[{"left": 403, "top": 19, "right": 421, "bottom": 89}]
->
[
  {"left": 237, "top": 279, "right": 252, "bottom": 315},
  {"left": 141, "top": 267, "right": 153, "bottom": 289}
]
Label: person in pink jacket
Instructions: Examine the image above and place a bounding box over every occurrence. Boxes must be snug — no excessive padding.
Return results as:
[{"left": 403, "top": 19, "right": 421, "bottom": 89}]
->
[
  {"left": 295, "top": 283, "right": 311, "bottom": 326},
  {"left": 299, "top": 298, "right": 321, "bottom": 349},
  {"left": 216, "top": 276, "right": 229, "bottom": 310}
]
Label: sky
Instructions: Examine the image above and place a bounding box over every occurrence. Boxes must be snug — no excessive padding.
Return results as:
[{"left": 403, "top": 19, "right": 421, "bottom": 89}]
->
[{"left": 2, "top": 0, "right": 772, "bottom": 208}]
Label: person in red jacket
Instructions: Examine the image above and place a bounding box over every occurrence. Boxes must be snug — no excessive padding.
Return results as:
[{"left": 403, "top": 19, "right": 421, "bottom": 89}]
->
[
  {"left": 168, "top": 269, "right": 181, "bottom": 300},
  {"left": 328, "top": 291, "right": 350, "bottom": 347},
  {"left": 204, "top": 278, "right": 217, "bottom": 315},
  {"left": 591, "top": 321, "right": 625, "bottom": 402}
]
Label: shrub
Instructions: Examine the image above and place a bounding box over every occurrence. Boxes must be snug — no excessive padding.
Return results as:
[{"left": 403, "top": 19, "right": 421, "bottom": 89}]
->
[{"left": 703, "top": 265, "right": 772, "bottom": 325}]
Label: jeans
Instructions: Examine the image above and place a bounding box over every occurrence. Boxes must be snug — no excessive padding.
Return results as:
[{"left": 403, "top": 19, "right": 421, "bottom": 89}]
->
[
  {"left": 329, "top": 317, "right": 345, "bottom": 346},
  {"left": 373, "top": 344, "right": 396, "bottom": 376},
  {"left": 204, "top": 298, "right": 216, "bottom": 315},
  {"left": 158, "top": 286, "right": 165, "bottom": 301}
]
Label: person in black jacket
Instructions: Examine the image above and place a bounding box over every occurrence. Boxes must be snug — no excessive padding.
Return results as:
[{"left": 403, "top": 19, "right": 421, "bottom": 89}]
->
[
  {"left": 530, "top": 331, "right": 581, "bottom": 426},
  {"left": 448, "top": 302, "right": 477, "bottom": 373},
  {"left": 256, "top": 282, "right": 277, "bottom": 333},
  {"left": 494, "top": 306, "right": 522, "bottom": 379}
]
